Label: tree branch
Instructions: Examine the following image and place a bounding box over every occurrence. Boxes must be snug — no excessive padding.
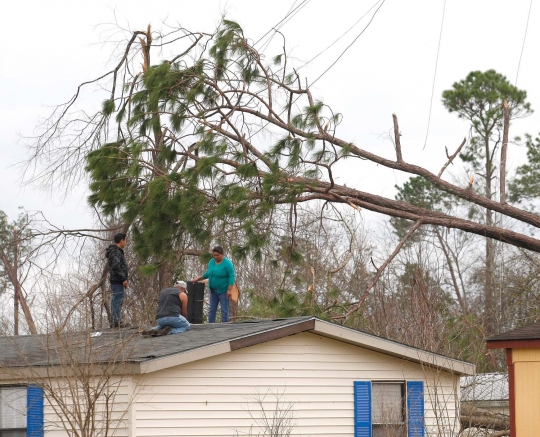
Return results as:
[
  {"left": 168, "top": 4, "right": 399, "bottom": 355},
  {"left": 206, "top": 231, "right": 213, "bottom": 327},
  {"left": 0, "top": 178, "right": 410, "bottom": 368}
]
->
[
  {"left": 338, "top": 220, "right": 423, "bottom": 320},
  {"left": 438, "top": 137, "right": 466, "bottom": 177},
  {"left": 392, "top": 113, "right": 403, "bottom": 163}
]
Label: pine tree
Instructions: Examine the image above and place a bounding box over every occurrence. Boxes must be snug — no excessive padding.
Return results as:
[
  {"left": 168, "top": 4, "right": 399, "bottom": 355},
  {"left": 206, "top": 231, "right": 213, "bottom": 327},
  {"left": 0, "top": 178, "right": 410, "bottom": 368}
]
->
[{"left": 442, "top": 70, "right": 532, "bottom": 332}]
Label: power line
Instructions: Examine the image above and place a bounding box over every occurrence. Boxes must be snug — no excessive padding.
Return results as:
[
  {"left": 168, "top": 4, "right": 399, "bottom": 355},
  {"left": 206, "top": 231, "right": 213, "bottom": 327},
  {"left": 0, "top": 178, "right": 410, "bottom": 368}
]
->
[
  {"left": 310, "top": 0, "right": 387, "bottom": 87},
  {"left": 247, "top": 1, "right": 386, "bottom": 141},
  {"left": 298, "top": 0, "right": 383, "bottom": 71},
  {"left": 515, "top": 0, "right": 533, "bottom": 86},
  {"left": 258, "top": 0, "right": 312, "bottom": 54},
  {"left": 423, "top": 0, "right": 447, "bottom": 150},
  {"left": 254, "top": 0, "right": 309, "bottom": 48}
]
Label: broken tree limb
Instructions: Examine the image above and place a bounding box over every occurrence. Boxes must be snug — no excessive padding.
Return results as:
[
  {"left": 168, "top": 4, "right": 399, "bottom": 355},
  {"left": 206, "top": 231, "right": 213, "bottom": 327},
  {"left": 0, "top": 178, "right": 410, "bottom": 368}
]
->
[
  {"left": 500, "top": 100, "right": 510, "bottom": 204},
  {"left": 438, "top": 137, "right": 466, "bottom": 177},
  {"left": 461, "top": 404, "right": 509, "bottom": 431},
  {"left": 392, "top": 113, "right": 403, "bottom": 163}
]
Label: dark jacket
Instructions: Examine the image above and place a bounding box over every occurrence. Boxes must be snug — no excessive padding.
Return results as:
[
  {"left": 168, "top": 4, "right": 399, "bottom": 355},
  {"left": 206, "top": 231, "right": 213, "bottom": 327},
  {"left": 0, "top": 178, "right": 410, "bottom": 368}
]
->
[{"left": 105, "top": 244, "right": 128, "bottom": 284}]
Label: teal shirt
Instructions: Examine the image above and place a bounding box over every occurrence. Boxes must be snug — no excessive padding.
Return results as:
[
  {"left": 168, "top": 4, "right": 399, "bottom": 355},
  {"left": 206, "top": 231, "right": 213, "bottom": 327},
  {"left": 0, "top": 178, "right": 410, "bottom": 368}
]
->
[{"left": 202, "top": 257, "right": 236, "bottom": 294}]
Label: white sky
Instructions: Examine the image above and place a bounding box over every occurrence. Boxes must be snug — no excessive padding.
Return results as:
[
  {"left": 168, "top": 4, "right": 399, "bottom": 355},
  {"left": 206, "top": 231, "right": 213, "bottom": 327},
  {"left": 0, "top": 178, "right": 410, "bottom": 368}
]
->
[{"left": 1, "top": 0, "right": 539, "bottom": 233}]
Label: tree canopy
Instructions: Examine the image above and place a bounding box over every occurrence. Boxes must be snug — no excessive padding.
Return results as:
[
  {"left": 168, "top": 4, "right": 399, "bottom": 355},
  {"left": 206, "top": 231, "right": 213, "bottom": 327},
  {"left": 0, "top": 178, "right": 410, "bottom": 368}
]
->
[{"left": 27, "top": 21, "right": 540, "bottom": 282}]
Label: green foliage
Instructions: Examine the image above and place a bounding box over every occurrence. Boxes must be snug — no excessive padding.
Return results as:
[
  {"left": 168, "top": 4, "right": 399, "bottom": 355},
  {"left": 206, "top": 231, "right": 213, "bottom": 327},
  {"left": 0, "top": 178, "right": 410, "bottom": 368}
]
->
[
  {"left": 83, "top": 19, "right": 348, "bottom": 282},
  {"left": 445, "top": 314, "right": 495, "bottom": 372},
  {"left": 241, "top": 287, "right": 328, "bottom": 320},
  {"left": 102, "top": 99, "right": 115, "bottom": 116},
  {"left": 509, "top": 133, "right": 540, "bottom": 203},
  {"left": 442, "top": 70, "right": 532, "bottom": 171},
  {"left": 0, "top": 209, "right": 32, "bottom": 294},
  {"left": 392, "top": 176, "right": 453, "bottom": 238}
]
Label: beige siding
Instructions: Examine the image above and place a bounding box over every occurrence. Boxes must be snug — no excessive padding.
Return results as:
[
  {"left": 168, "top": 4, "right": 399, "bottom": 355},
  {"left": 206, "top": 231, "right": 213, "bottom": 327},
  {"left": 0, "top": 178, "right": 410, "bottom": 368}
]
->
[
  {"left": 512, "top": 348, "right": 540, "bottom": 362},
  {"left": 43, "top": 376, "right": 134, "bottom": 437},
  {"left": 512, "top": 348, "right": 540, "bottom": 437},
  {"left": 135, "top": 332, "right": 460, "bottom": 437}
]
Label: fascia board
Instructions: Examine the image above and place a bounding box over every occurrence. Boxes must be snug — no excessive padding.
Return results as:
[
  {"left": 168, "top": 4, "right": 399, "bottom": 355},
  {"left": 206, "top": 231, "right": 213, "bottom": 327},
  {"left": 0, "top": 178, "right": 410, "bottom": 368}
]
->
[
  {"left": 139, "top": 341, "right": 231, "bottom": 374},
  {"left": 313, "top": 319, "right": 475, "bottom": 376}
]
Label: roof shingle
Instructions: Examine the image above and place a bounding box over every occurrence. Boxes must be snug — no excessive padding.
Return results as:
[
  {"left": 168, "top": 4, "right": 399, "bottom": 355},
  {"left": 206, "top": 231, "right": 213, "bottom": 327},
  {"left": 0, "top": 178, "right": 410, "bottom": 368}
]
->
[{"left": 486, "top": 321, "right": 540, "bottom": 342}]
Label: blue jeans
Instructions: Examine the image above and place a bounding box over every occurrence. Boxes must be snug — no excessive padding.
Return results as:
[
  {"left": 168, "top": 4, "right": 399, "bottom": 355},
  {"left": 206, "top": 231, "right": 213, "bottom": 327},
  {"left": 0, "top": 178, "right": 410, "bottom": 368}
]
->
[
  {"left": 154, "top": 316, "right": 190, "bottom": 334},
  {"left": 208, "top": 288, "right": 229, "bottom": 323},
  {"left": 110, "top": 283, "right": 125, "bottom": 326}
]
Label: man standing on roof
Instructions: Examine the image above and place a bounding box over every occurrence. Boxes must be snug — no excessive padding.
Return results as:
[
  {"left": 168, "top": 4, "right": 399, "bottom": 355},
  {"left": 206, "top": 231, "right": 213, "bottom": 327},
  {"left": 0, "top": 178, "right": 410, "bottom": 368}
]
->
[
  {"left": 143, "top": 281, "right": 190, "bottom": 337},
  {"left": 105, "top": 233, "right": 129, "bottom": 328}
]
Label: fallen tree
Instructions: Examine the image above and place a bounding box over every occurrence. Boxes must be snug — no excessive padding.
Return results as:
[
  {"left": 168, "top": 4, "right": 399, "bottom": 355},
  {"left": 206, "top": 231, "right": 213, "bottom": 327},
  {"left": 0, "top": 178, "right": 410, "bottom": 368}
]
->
[{"left": 26, "top": 20, "right": 540, "bottom": 321}]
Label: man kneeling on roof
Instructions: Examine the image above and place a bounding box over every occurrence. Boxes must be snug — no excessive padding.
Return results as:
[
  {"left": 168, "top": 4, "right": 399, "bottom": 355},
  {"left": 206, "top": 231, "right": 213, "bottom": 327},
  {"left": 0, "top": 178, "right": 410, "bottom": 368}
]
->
[{"left": 143, "top": 281, "right": 190, "bottom": 337}]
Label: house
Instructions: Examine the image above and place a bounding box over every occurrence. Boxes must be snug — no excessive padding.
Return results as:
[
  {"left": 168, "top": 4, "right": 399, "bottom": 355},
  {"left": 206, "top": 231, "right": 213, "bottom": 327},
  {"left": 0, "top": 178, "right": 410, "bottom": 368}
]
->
[
  {"left": 0, "top": 317, "right": 474, "bottom": 437},
  {"left": 486, "top": 321, "right": 540, "bottom": 437},
  {"left": 460, "top": 373, "right": 509, "bottom": 435},
  {"left": 460, "top": 373, "right": 509, "bottom": 415}
]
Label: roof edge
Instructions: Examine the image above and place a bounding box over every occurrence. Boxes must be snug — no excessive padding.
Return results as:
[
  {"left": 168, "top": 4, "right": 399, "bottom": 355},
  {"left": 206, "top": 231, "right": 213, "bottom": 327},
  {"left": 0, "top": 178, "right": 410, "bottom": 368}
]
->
[
  {"left": 140, "top": 317, "right": 316, "bottom": 374},
  {"left": 312, "top": 319, "right": 475, "bottom": 376},
  {"left": 486, "top": 338, "right": 540, "bottom": 349}
]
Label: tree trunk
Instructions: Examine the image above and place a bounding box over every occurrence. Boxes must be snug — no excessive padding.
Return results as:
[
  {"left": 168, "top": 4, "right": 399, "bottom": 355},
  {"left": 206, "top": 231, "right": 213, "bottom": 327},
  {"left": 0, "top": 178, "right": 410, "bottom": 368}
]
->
[
  {"left": 485, "top": 135, "right": 496, "bottom": 334},
  {"left": 13, "top": 227, "right": 19, "bottom": 335},
  {"left": 158, "top": 260, "right": 174, "bottom": 290},
  {"left": 435, "top": 227, "right": 468, "bottom": 315}
]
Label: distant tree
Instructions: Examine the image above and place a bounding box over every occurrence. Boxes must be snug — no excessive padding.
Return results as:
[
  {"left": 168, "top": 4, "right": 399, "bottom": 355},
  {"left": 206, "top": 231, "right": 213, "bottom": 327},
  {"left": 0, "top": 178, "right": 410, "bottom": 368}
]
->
[
  {"left": 392, "top": 177, "right": 470, "bottom": 315},
  {"left": 0, "top": 209, "right": 37, "bottom": 334},
  {"left": 509, "top": 133, "right": 540, "bottom": 204},
  {"left": 442, "top": 70, "right": 532, "bottom": 331}
]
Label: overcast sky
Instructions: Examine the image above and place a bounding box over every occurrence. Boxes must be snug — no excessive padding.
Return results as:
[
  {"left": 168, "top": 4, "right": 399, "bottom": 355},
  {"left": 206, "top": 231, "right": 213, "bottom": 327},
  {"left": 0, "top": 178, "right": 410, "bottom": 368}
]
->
[{"left": 2, "top": 0, "right": 539, "bottom": 234}]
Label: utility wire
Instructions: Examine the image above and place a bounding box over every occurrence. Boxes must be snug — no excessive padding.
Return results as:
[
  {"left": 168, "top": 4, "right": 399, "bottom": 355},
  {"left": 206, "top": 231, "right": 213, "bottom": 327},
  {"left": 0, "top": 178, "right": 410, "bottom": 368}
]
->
[
  {"left": 247, "top": 1, "right": 386, "bottom": 141},
  {"left": 515, "top": 0, "right": 533, "bottom": 86},
  {"left": 254, "top": 0, "right": 309, "bottom": 48},
  {"left": 298, "top": 0, "right": 383, "bottom": 71},
  {"left": 310, "top": 0, "right": 387, "bottom": 87},
  {"left": 258, "top": 0, "right": 312, "bottom": 54},
  {"left": 422, "top": 0, "right": 447, "bottom": 150}
]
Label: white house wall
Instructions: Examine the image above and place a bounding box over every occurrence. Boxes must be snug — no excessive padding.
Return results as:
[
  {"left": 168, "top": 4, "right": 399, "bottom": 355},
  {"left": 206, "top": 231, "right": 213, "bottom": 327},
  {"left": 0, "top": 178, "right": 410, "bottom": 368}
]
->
[
  {"left": 135, "top": 332, "right": 460, "bottom": 437},
  {"left": 42, "top": 375, "right": 133, "bottom": 437}
]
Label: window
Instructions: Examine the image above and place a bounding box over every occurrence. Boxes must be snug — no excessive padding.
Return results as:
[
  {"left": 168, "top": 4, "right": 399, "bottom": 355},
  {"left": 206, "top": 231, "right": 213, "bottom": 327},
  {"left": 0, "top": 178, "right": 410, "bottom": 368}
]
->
[
  {"left": 0, "top": 385, "right": 44, "bottom": 437},
  {"left": 372, "top": 382, "right": 405, "bottom": 437},
  {"left": 354, "top": 381, "right": 424, "bottom": 437},
  {"left": 0, "top": 387, "right": 26, "bottom": 437}
]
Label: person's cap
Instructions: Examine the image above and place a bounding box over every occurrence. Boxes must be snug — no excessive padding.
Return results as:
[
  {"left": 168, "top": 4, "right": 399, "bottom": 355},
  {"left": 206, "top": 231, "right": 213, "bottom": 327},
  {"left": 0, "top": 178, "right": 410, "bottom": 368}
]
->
[{"left": 174, "top": 281, "right": 187, "bottom": 289}]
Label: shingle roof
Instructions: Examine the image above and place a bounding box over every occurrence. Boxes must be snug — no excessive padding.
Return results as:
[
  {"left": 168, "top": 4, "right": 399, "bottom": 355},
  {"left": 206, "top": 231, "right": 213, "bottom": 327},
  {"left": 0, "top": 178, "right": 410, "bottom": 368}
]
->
[
  {"left": 486, "top": 321, "right": 540, "bottom": 342},
  {"left": 0, "top": 316, "right": 474, "bottom": 376},
  {"left": 460, "top": 373, "right": 509, "bottom": 402},
  {"left": 0, "top": 317, "right": 313, "bottom": 368}
]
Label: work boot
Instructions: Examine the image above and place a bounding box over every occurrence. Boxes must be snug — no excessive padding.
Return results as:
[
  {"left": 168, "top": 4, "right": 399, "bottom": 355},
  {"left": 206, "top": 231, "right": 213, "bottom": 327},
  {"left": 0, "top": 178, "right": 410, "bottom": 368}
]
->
[
  {"left": 142, "top": 328, "right": 159, "bottom": 338},
  {"left": 154, "top": 326, "right": 173, "bottom": 336}
]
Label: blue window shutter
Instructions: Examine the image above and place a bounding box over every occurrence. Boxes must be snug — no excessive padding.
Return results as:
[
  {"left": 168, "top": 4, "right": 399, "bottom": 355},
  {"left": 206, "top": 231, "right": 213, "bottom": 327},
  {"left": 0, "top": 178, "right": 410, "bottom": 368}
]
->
[
  {"left": 354, "top": 381, "right": 371, "bottom": 437},
  {"left": 407, "top": 381, "right": 424, "bottom": 437},
  {"left": 27, "top": 384, "right": 44, "bottom": 437}
]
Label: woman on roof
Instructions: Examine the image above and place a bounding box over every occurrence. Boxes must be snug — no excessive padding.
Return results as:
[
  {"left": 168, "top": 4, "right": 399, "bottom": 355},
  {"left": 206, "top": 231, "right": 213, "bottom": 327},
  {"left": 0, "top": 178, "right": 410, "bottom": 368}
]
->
[{"left": 192, "top": 246, "right": 236, "bottom": 323}]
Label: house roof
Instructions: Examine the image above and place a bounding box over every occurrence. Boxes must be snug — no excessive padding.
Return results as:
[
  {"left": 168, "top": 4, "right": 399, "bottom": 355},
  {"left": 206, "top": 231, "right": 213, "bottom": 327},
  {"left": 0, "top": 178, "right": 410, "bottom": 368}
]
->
[
  {"left": 461, "top": 373, "right": 509, "bottom": 402},
  {"left": 0, "top": 317, "right": 475, "bottom": 376},
  {"left": 486, "top": 321, "right": 540, "bottom": 348}
]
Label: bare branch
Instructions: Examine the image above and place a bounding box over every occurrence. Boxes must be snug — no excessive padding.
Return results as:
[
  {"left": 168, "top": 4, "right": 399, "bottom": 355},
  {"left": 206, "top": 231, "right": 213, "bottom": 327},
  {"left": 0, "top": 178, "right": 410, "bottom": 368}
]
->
[
  {"left": 438, "top": 137, "right": 466, "bottom": 178},
  {"left": 339, "top": 220, "right": 423, "bottom": 320}
]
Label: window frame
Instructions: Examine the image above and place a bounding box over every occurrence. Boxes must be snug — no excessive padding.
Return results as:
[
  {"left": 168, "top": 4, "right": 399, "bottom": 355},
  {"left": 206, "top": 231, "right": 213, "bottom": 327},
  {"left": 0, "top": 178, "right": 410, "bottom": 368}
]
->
[
  {"left": 0, "top": 385, "right": 28, "bottom": 437},
  {"left": 371, "top": 381, "right": 407, "bottom": 435}
]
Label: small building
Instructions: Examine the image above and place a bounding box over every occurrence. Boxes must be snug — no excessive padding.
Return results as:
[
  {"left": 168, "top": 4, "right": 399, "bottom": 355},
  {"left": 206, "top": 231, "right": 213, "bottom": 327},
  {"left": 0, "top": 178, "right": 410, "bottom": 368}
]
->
[
  {"left": 460, "top": 373, "right": 509, "bottom": 415},
  {"left": 0, "top": 317, "right": 474, "bottom": 437},
  {"left": 486, "top": 322, "right": 540, "bottom": 437}
]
